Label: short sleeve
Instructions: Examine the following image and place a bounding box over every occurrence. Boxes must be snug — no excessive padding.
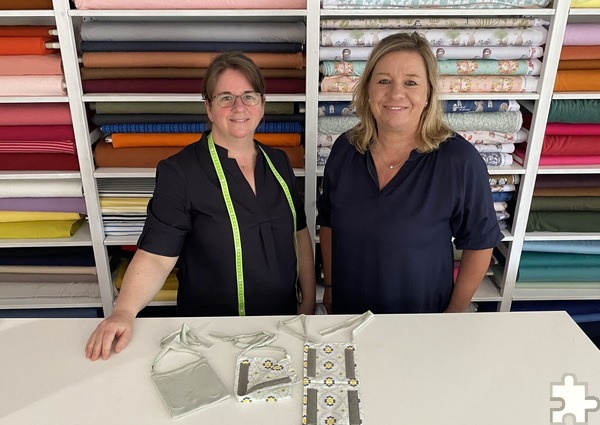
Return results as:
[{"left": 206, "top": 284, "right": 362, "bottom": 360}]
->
[
  {"left": 137, "top": 158, "right": 191, "bottom": 257},
  {"left": 450, "top": 141, "right": 503, "bottom": 250}
]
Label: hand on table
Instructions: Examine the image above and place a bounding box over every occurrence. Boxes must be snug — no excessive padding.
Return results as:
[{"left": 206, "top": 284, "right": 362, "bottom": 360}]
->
[{"left": 85, "top": 311, "right": 134, "bottom": 361}]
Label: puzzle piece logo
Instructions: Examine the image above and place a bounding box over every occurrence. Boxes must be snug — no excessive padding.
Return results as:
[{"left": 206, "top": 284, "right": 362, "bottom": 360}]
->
[{"left": 551, "top": 373, "right": 600, "bottom": 424}]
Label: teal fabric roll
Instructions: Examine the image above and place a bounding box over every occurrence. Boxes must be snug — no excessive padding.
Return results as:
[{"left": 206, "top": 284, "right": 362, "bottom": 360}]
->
[
  {"left": 517, "top": 267, "right": 600, "bottom": 282},
  {"left": 520, "top": 251, "right": 600, "bottom": 268},
  {"left": 522, "top": 240, "right": 600, "bottom": 255},
  {"left": 437, "top": 59, "right": 542, "bottom": 76}
]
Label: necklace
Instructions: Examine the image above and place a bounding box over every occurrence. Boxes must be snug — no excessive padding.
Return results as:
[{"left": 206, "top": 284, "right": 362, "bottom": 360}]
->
[{"left": 372, "top": 140, "right": 407, "bottom": 169}]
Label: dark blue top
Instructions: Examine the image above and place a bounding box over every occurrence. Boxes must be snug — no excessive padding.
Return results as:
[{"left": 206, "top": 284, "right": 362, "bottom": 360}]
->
[
  {"left": 138, "top": 132, "right": 306, "bottom": 317},
  {"left": 317, "top": 132, "right": 502, "bottom": 314}
]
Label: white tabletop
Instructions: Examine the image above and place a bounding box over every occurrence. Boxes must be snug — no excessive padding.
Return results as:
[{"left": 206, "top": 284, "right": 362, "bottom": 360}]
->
[{"left": 1, "top": 311, "right": 599, "bottom": 425}]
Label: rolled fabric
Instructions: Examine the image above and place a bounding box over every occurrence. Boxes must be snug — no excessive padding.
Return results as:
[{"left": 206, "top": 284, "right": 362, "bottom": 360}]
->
[
  {"left": 0, "top": 26, "right": 56, "bottom": 37},
  {"left": 514, "top": 146, "right": 600, "bottom": 166},
  {"left": 320, "top": 60, "right": 366, "bottom": 77},
  {"left": 542, "top": 135, "right": 600, "bottom": 156},
  {"left": 437, "top": 59, "right": 542, "bottom": 76},
  {"left": 473, "top": 143, "right": 515, "bottom": 153},
  {"left": 0, "top": 197, "right": 87, "bottom": 214},
  {"left": 526, "top": 211, "right": 600, "bottom": 233},
  {"left": 571, "top": 0, "right": 600, "bottom": 5},
  {"left": 0, "top": 0, "right": 53, "bottom": 9},
  {"left": 548, "top": 100, "right": 600, "bottom": 123},
  {"left": 0, "top": 54, "right": 62, "bottom": 75},
  {"left": 563, "top": 23, "right": 600, "bottom": 46},
  {"left": 93, "top": 113, "right": 206, "bottom": 125},
  {"left": 318, "top": 116, "right": 360, "bottom": 134},
  {"left": 0, "top": 103, "right": 72, "bottom": 126},
  {"left": 0, "top": 75, "right": 66, "bottom": 96},
  {"left": 0, "top": 179, "right": 83, "bottom": 198},
  {"left": 545, "top": 123, "right": 600, "bottom": 136},
  {"left": 444, "top": 111, "right": 523, "bottom": 133},
  {"left": 74, "top": 0, "right": 307, "bottom": 9},
  {"left": 479, "top": 152, "right": 513, "bottom": 166},
  {"left": 80, "top": 21, "right": 306, "bottom": 43},
  {"left": 457, "top": 129, "right": 528, "bottom": 144},
  {"left": 0, "top": 125, "right": 74, "bottom": 141},
  {"left": 535, "top": 174, "right": 600, "bottom": 188},
  {"left": 321, "top": 0, "right": 552, "bottom": 8},
  {"left": 0, "top": 36, "right": 58, "bottom": 55},
  {"left": 0, "top": 218, "right": 84, "bottom": 239},
  {"left": 439, "top": 75, "right": 539, "bottom": 93},
  {"left": 560, "top": 45, "right": 600, "bottom": 60},
  {"left": 0, "top": 152, "right": 80, "bottom": 171},
  {"left": 94, "top": 140, "right": 184, "bottom": 167},
  {"left": 320, "top": 17, "right": 548, "bottom": 29},
  {"left": 93, "top": 101, "right": 294, "bottom": 115},
  {"left": 108, "top": 133, "right": 200, "bottom": 148},
  {"left": 489, "top": 175, "right": 520, "bottom": 185},
  {"left": 82, "top": 52, "right": 305, "bottom": 69},
  {"left": 443, "top": 99, "right": 520, "bottom": 113},
  {"left": 0, "top": 140, "right": 76, "bottom": 155},
  {"left": 81, "top": 67, "right": 305, "bottom": 80},
  {"left": 80, "top": 40, "right": 304, "bottom": 53},
  {"left": 0, "top": 211, "right": 81, "bottom": 223},
  {"left": 530, "top": 197, "right": 600, "bottom": 212},
  {"left": 320, "top": 75, "right": 360, "bottom": 93},
  {"left": 533, "top": 188, "right": 600, "bottom": 197},
  {"left": 558, "top": 59, "right": 600, "bottom": 70},
  {"left": 554, "top": 70, "right": 600, "bottom": 91},
  {"left": 101, "top": 121, "right": 303, "bottom": 134},
  {"left": 272, "top": 145, "right": 304, "bottom": 169},
  {"left": 522, "top": 240, "right": 600, "bottom": 255},
  {"left": 254, "top": 134, "right": 301, "bottom": 147}
]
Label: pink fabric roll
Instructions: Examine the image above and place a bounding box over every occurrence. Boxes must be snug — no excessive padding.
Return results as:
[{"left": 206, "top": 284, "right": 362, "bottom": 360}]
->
[
  {"left": 0, "top": 104, "right": 72, "bottom": 126},
  {"left": 74, "top": 0, "right": 306, "bottom": 9},
  {"left": 545, "top": 123, "right": 600, "bottom": 136},
  {"left": 0, "top": 140, "right": 76, "bottom": 154},
  {"left": 439, "top": 75, "right": 539, "bottom": 93},
  {"left": 0, "top": 75, "right": 66, "bottom": 96},
  {"left": 563, "top": 23, "right": 600, "bottom": 46},
  {"left": 0, "top": 125, "right": 75, "bottom": 141},
  {"left": 0, "top": 54, "right": 62, "bottom": 76},
  {"left": 514, "top": 146, "right": 600, "bottom": 166}
]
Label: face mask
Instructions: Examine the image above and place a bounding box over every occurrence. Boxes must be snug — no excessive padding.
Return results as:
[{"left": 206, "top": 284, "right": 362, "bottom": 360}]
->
[
  {"left": 212, "top": 331, "right": 299, "bottom": 403},
  {"left": 151, "top": 323, "right": 230, "bottom": 418},
  {"left": 279, "top": 312, "right": 374, "bottom": 425}
]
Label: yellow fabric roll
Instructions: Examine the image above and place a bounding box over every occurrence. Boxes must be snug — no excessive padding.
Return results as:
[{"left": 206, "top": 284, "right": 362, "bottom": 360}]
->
[
  {"left": 0, "top": 211, "right": 81, "bottom": 223},
  {"left": 100, "top": 197, "right": 150, "bottom": 208},
  {"left": 113, "top": 259, "right": 178, "bottom": 290},
  {"left": 570, "top": 0, "right": 600, "bottom": 6},
  {"left": 0, "top": 219, "right": 84, "bottom": 239},
  {"left": 152, "top": 289, "right": 178, "bottom": 302}
]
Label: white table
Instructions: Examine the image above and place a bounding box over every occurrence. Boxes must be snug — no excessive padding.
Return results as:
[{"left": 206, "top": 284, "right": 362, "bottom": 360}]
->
[{"left": 1, "top": 312, "right": 599, "bottom": 425}]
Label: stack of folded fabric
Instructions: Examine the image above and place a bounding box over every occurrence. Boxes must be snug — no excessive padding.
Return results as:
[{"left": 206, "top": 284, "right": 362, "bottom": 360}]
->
[
  {"left": 0, "top": 179, "right": 85, "bottom": 239},
  {"left": 445, "top": 99, "right": 526, "bottom": 167},
  {"left": 527, "top": 174, "right": 600, "bottom": 233},
  {"left": 489, "top": 174, "right": 520, "bottom": 231},
  {"left": 93, "top": 102, "right": 305, "bottom": 169},
  {"left": 321, "top": 0, "right": 551, "bottom": 8},
  {"left": 555, "top": 23, "right": 600, "bottom": 92},
  {"left": 74, "top": 0, "right": 306, "bottom": 9},
  {"left": 0, "top": 103, "right": 79, "bottom": 171},
  {"left": 79, "top": 20, "right": 306, "bottom": 95},
  {"left": 319, "top": 17, "right": 546, "bottom": 94},
  {"left": 515, "top": 99, "right": 600, "bottom": 167},
  {"left": 0, "top": 25, "right": 65, "bottom": 97},
  {"left": 316, "top": 101, "right": 357, "bottom": 166},
  {"left": 97, "top": 178, "right": 153, "bottom": 238},
  {"left": 516, "top": 241, "right": 600, "bottom": 290}
]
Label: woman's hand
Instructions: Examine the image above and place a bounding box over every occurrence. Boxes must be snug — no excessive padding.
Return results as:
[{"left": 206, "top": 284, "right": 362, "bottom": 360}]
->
[{"left": 85, "top": 310, "right": 135, "bottom": 361}]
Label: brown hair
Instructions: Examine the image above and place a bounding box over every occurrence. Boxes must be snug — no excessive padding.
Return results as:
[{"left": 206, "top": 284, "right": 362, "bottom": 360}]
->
[
  {"left": 201, "top": 52, "right": 266, "bottom": 105},
  {"left": 350, "top": 32, "right": 453, "bottom": 154}
]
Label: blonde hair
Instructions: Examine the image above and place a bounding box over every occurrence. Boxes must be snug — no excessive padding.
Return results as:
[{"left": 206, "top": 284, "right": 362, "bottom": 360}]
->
[{"left": 349, "top": 32, "right": 453, "bottom": 154}]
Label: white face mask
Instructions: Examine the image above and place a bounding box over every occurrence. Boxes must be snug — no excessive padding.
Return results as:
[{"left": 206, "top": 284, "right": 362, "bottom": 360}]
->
[{"left": 151, "top": 323, "right": 230, "bottom": 418}]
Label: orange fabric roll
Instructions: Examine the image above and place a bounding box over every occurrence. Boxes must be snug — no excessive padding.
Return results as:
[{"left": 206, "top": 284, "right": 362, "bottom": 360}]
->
[
  {"left": 109, "top": 133, "right": 201, "bottom": 148},
  {"left": 82, "top": 52, "right": 305, "bottom": 69},
  {"left": 0, "top": 26, "right": 55, "bottom": 36},
  {"left": 0, "top": 36, "right": 58, "bottom": 55},
  {"left": 558, "top": 59, "right": 600, "bottom": 70},
  {"left": 272, "top": 145, "right": 304, "bottom": 168},
  {"left": 554, "top": 70, "right": 600, "bottom": 91},
  {"left": 255, "top": 133, "right": 301, "bottom": 147},
  {"left": 559, "top": 45, "right": 600, "bottom": 61},
  {"left": 94, "top": 140, "right": 183, "bottom": 167},
  {"left": 0, "top": 0, "right": 53, "bottom": 9},
  {"left": 0, "top": 54, "right": 62, "bottom": 75}
]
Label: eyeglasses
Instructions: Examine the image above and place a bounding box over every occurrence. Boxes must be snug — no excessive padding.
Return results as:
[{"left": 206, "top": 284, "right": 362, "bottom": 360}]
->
[{"left": 212, "top": 92, "right": 263, "bottom": 108}]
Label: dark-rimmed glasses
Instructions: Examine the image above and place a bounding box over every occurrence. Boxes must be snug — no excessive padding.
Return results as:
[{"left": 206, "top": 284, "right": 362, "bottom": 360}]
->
[{"left": 212, "top": 92, "right": 263, "bottom": 108}]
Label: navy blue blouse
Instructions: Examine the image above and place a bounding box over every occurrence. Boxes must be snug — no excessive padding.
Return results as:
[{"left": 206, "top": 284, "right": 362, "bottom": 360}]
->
[
  {"left": 317, "top": 132, "right": 502, "bottom": 314},
  {"left": 138, "top": 133, "right": 306, "bottom": 317}
]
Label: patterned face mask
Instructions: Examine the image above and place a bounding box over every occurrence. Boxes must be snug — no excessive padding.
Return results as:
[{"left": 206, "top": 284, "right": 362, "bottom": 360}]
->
[
  {"left": 151, "top": 323, "right": 230, "bottom": 418},
  {"left": 212, "top": 331, "right": 299, "bottom": 403},
  {"left": 279, "top": 311, "right": 374, "bottom": 425}
]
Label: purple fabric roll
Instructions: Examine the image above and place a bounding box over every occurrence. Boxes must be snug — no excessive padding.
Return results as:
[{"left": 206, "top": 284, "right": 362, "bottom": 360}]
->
[{"left": 0, "top": 197, "right": 87, "bottom": 214}]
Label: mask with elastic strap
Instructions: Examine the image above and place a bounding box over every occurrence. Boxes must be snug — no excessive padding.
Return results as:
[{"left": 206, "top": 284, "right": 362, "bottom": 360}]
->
[{"left": 151, "top": 323, "right": 230, "bottom": 418}]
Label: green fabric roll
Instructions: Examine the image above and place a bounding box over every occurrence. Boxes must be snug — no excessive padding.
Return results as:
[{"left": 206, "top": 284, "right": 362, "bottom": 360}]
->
[
  {"left": 548, "top": 99, "right": 600, "bottom": 123},
  {"left": 520, "top": 251, "right": 600, "bottom": 268},
  {"left": 526, "top": 211, "right": 600, "bottom": 232},
  {"left": 93, "top": 101, "right": 295, "bottom": 115},
  {"left": 517, "top": 266, "right": 600, "bottom": 282},
  {"left": 530, "top": 196, "right": 600, "bottom": 211}
]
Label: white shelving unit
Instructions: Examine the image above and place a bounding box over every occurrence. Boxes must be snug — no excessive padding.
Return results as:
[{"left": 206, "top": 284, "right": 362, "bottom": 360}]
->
[{"left": 2, "top": 0, "right": 597, "bottom": 316}]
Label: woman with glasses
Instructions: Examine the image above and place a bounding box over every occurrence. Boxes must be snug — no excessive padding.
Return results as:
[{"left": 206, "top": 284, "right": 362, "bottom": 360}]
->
[{"left": 86, "top": 52, "right": 316, "bottom": 360}]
